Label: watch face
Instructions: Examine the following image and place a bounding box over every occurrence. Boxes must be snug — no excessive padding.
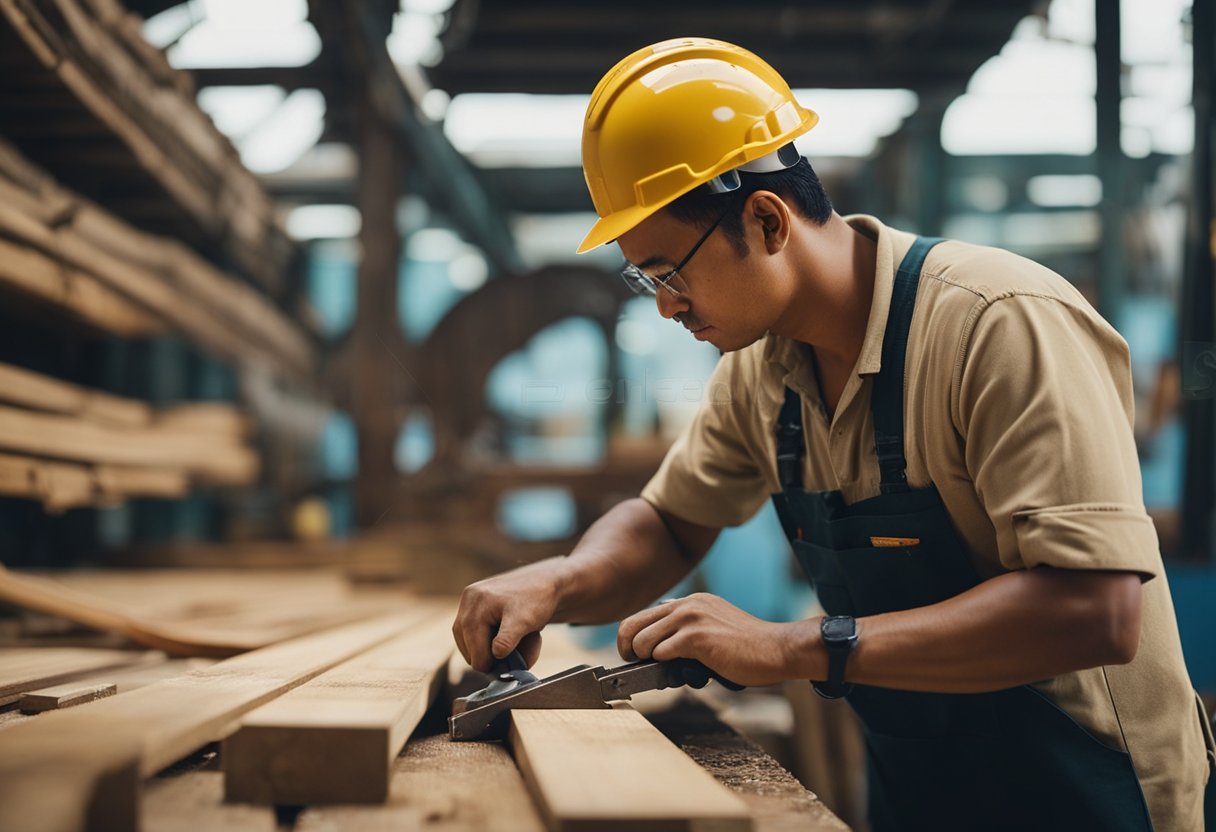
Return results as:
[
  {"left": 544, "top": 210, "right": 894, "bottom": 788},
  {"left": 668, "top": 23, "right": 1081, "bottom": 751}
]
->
[{"left": 822, "top": 616, "right": 856, "bottom": 641}]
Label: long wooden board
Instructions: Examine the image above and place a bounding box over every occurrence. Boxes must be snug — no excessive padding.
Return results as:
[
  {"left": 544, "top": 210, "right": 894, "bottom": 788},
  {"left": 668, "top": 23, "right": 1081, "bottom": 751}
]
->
[
  {"left": 0, "top": 610, "right": 440, "bottom": 832},
  {"left": 0, "top": 566, "right": 399, "bottom": 657},
  {"left": 0, "top": 234, "right": 164, "bottom": 338},
  {"left": 223, "top": 614, "right": 455, "bottom": 804},
  {"left": 0, "top": 362, "right": 149, "bottom": 426},
  {"left": 0, "top": 403, "right": 257, "bottom": 486},
  {"left": 0, "top": 451, "right": 189, "bottom": 512},
  {"left": 509, "top": 707, "right": 752, "bottom": 832},
  {"left": 0, "top": 647, "right": 154, "bottom": 705},
  {"left": 295, "top": 732, "right": 547, "bottom": 832}
]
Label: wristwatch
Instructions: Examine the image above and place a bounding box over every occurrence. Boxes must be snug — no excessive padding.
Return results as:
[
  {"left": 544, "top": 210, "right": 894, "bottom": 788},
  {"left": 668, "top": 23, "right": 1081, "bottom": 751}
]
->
[{"left": 813, "top": 615, "right": 858, "bottom": 700}]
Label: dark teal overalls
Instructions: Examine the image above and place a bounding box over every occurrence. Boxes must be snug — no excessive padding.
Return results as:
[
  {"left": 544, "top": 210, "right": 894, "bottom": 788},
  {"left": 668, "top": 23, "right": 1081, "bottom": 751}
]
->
[{"left": 770, "top": 237, "right": 1155, "bottom": 831}]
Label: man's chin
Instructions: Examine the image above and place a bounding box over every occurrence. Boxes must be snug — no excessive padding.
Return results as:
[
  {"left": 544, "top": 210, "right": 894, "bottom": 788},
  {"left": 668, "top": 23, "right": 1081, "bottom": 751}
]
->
[{"left": 711, "top": 330, "right": 764, "bottom": 353}]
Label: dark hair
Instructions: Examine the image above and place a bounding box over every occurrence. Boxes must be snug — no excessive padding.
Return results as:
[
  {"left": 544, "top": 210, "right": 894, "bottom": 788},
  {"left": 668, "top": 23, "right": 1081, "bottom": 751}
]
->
[{"left": 665, "top": 157, "right": 832, "bottom": 256}]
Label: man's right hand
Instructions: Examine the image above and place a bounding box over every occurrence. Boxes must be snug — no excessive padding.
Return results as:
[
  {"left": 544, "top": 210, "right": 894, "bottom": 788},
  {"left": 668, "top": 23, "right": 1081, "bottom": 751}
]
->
[{"left": 451, "top": 556, "right": 569, "bottom": 672}]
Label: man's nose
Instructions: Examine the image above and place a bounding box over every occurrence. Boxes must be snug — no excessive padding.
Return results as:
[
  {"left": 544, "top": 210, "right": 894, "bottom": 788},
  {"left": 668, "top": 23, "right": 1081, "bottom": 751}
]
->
[{"left": 655, "top": 288, "right": 685, "bottom": 320}]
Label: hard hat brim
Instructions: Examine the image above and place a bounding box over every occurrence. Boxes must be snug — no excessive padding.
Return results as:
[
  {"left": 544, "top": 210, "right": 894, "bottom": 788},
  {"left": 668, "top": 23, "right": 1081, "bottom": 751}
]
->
[{"left": 575, "top": 206, "right": 652, "bottom": 254}]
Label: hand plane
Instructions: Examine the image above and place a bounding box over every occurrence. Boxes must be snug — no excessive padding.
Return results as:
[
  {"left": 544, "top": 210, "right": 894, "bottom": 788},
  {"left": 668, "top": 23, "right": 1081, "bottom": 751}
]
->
[{"left": 449, "top": 651, "right": 742, "bottom": 741}]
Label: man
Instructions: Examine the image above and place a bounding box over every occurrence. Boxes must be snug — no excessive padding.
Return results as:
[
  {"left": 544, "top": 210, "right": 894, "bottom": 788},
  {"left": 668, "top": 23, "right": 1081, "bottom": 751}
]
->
[{"left": 453, "top": 38, "right": 1214, "bottom": 830}]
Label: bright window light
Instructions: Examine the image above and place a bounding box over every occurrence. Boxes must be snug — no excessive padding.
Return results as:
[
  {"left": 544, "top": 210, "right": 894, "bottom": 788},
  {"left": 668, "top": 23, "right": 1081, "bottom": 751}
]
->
[
  {"left": 236, "top": 89, "right": 326, "bottom": 173},
  {"left": 286, "top": 204, "right": 362, "bottom": 240},
  {"left": 1122, "top": 0, "right": 1189, "bottom": 64},
  {"left": 167, "top": 0, "right": 319, "bottom": 69},
  {"left": 196, "top": 86, "right": 286, "bottom": 139},
  {"left": 1027, "top": 174, "right": 1103, "bottom": 208},
  {"left": 792, "top": 89, "right": 919, "bottom": 158},
  {"left": 445, "top": 89, "right": 916, "bottom": 168},
  {"left": 445, "top": 94, "right": 587, "bottom": 168},
  {"left": 967, "top": 39, "right": 1095, "bottom": 96},
  {"left": 1046, "top": 0, "right": 1094, "bottom": 44},
  {"left": 402, "top": 0, "right": 455, "bottom": 13},
  {"left": 448, "top": 249, "right": 489, "bottom": 291},
  {"left": 142, "top": 1, "right": 204, "bottom": 49},
  {"left": 408, "top": 227, "right": 463, "bottom": 261},
  {"left": 387, "top": 10, "right": 445, "bottom": 67},
  {"left": 942, "top": 95, "right": 1096, "bottom": 155}
]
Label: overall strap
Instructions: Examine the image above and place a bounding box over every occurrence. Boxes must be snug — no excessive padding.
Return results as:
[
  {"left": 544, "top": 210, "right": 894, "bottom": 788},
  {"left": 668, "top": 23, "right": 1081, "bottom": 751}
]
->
[
  {"left": 873, "top": 236, "right": 944, "bottom": 494},
  {"left": 776, "top": 386, "right": 805, "bottom": 490}
]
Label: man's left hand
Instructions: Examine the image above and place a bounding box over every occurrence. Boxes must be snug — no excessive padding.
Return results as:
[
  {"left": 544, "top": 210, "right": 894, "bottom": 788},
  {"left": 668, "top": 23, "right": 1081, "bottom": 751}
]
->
[{"left": 616, "top": 592, "right": 816, "bottom": 687}]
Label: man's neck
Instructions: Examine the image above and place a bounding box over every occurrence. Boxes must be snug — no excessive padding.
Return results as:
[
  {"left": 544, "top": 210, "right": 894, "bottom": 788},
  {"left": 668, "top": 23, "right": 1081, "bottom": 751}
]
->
[{"left": 770, "top": 213, "right": 878, "bottom": 370}]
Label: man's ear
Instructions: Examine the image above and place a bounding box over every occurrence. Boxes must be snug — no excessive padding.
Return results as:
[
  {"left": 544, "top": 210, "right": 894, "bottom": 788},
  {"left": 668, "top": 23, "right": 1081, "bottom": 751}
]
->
[{"left": 747, "top": 191, "right": 791, "bottom": 254}]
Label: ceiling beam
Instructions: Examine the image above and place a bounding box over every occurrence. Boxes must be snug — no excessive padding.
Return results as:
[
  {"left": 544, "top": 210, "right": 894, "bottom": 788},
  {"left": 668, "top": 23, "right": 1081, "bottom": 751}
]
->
[{"left": 306, "top": 0, "right": 522, "bottom": 273}]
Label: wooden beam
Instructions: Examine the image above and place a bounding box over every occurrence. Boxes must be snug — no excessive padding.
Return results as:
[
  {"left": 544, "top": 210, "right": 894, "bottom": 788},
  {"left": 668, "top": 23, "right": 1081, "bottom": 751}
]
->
[
  {"left": 0, "top": 362, "right": 150, "bottom": 427},
  {"left": 307, "top": 0, "right": 522, "bottom": 275},
  {"left": 508, "top": 707, "right": 752, "bottom": 832},
  {"left": 0, "top": 139, "right": 317, "bottom": 383},
  {"left": 0, "top": 648, "right": 155, "bottom": 706},
  {"left": 0, "top": 565, "right": 400, "bottom": 658},
  {"left": 19, "top": 681, "right": 117, "bottom": 713},
  {"left": 0, "top": 611, "right": 437, "bottom": 832},
  {"left": 223, "top": 615, "right": 455, "bottom": 804},
  {"left": 294, "top": 732, "right": 548, "bottom": 831},
  {"left": 0, "top": 451, "right": 190, "bottom": 512},
  {"left": 0, "top": 236, "right": 165, "bottom": 338},
  {"left": 0, "top": 0, "right": 297, "bottom": 294},
  {"left": 0, "top": 404, "right": 258, "bottom": 486}
]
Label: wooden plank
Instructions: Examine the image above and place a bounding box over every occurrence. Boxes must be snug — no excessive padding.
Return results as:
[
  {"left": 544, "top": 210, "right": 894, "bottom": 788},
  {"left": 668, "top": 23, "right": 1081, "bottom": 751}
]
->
[
  {"left": 0, "top": 182, "right": 309, "bottom": 383},
  {"left": 0, "top": 404, "right": 258, "bottom": 486},
  {"left": 0, "top": 564, "right": 406, "bottom": 656},
  {"left": 0, "top": 451, "right": 190, "bottom": 511},
  {"left": 143, "top": 751, "right": 275, "bottom": 832},
  {"left": 509, "top": 707, "right": 753, "bottom": 832},
  {"left": 0, "top": 138, "right": 312, "bottom": 377},
  {"left": 295, "top": 732, "right": 547, "bottom": 832},
  {"left": 0, "top": 610, "right": 439, "bottom": 832},
  {"left": 19, "top": 681, "right": 116, "bottom": 713},
  {"left": 0, "top": 362, "right": 150, "bottom": 426},
  {"left": 0, "top": 0, "right": 295, "bottom": 293},
  {"left": 223, "top": 615, "right": 455, "bottom": 804},
  {"left": 0, "top": 235, "right": 165, "bottom": 338},
  {"left": 0, "top": 648, "right": 155, "bottom": 705}
]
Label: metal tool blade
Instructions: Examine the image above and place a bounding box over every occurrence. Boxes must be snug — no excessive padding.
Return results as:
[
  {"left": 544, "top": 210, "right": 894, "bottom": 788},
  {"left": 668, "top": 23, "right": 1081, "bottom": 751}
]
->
[
  {"left": 596, "top": 660, "right": 686, "bottom": 701},
  {"left": 448, "top": 664, "right": 610, "bottom": 741}
]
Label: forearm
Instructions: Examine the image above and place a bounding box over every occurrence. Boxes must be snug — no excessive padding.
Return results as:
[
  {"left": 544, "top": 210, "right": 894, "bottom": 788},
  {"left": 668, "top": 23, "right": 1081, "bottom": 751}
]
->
[
  {"left": 552, "top": 497, "right": 706, "bottom": 624},
  {"left": 789, "top": 567, "right": 1142, "bottom": 693}
]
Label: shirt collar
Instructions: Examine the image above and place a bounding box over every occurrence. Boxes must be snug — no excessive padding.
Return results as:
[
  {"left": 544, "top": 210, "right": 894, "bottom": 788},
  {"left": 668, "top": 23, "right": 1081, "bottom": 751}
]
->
[{"left": 763, "top": 214, "right": 916, "bottom": 379}]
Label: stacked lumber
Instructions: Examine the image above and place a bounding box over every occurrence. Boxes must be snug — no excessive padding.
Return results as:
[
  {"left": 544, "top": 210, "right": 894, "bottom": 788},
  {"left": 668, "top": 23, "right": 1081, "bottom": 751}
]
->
[
  {"left": 0, "top": 565, "right": 849, "bottom": 832},
  {"left": 0, "top": 139, "right": 315, "bottom": 382},
  {"left": 0, "top": 362, "right": 258, "bottom": 510},
  {"left": 0, "top": 566, "right": 410, "bottom": 656},
  {"left": 0, "top": 610, "right": 451, "bottom": 832},
  {"left": 0, "top": 0, "right": 295, "bottom": 295}
]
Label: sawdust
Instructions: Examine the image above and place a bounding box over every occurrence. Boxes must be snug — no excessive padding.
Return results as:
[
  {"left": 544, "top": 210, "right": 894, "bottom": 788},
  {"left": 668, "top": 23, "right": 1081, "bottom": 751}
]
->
[{"left": 648, "top": 699, "right": 852, "bottom": 832}]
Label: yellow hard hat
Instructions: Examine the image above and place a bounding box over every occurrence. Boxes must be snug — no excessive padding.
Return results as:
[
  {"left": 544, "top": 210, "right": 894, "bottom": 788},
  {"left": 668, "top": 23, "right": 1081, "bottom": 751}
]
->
[{"left": 577, "top": 37, "right": 819, "bottom": 254}]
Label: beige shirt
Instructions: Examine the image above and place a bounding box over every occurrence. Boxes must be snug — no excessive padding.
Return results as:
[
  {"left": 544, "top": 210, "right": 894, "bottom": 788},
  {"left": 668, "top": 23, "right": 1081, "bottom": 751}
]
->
[{"left": 641, "top": 215, "right": 1213, "bottom": 830}]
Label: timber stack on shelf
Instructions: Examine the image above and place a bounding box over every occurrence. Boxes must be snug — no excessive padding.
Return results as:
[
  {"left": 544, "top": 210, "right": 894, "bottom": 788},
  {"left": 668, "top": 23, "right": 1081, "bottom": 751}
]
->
[{"left": 0, "top": 0, "right": 321, "bottom": 534}]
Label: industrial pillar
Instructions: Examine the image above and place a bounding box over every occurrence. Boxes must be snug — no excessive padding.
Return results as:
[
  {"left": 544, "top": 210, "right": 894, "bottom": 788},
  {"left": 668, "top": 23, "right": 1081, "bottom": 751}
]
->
[
  {"left": 1095, "top": 0, "right": 1124, "bottom": 322},
  {"left": 1180, "top": 0, "right": 1216, "bottom": 561},
  {"left": 351, "top": 98, "right": 405, "bottom": 527}
]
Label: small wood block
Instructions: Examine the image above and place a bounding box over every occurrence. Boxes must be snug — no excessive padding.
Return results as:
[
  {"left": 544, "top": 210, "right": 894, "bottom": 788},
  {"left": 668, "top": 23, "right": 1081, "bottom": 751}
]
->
[
  {"left": 19, "top": 681, "right": 117, "bottom": 713},
  {"left": 509, "top": 707, "right": 752, "bottom": 832}
]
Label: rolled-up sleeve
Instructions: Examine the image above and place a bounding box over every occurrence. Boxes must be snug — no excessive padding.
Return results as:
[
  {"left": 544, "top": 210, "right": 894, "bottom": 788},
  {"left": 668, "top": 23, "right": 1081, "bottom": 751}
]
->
[
  {"left": 640, "top": 352, "right": 771, "bottom": 528},
  {"left": 956, "top": 295, "right": 1160, "bottom": 580}
]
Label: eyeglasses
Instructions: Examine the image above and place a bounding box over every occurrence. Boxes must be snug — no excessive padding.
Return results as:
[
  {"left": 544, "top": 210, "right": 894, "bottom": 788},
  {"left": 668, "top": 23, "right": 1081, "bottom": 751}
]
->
[{"left": 620, "top": 204, "right": 733, "bottom": 297}]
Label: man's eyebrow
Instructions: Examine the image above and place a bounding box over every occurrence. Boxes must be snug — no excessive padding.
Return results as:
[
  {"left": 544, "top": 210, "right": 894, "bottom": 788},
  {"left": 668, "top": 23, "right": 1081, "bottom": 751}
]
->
[{"left": 635, "top": 254, "right": 675, "bottom": 271}]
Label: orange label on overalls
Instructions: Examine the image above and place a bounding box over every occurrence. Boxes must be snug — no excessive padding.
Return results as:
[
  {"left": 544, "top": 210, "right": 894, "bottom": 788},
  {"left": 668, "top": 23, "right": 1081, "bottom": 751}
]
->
[{"left": 870, "top": 536, "right": 921, "bottom": 547}]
